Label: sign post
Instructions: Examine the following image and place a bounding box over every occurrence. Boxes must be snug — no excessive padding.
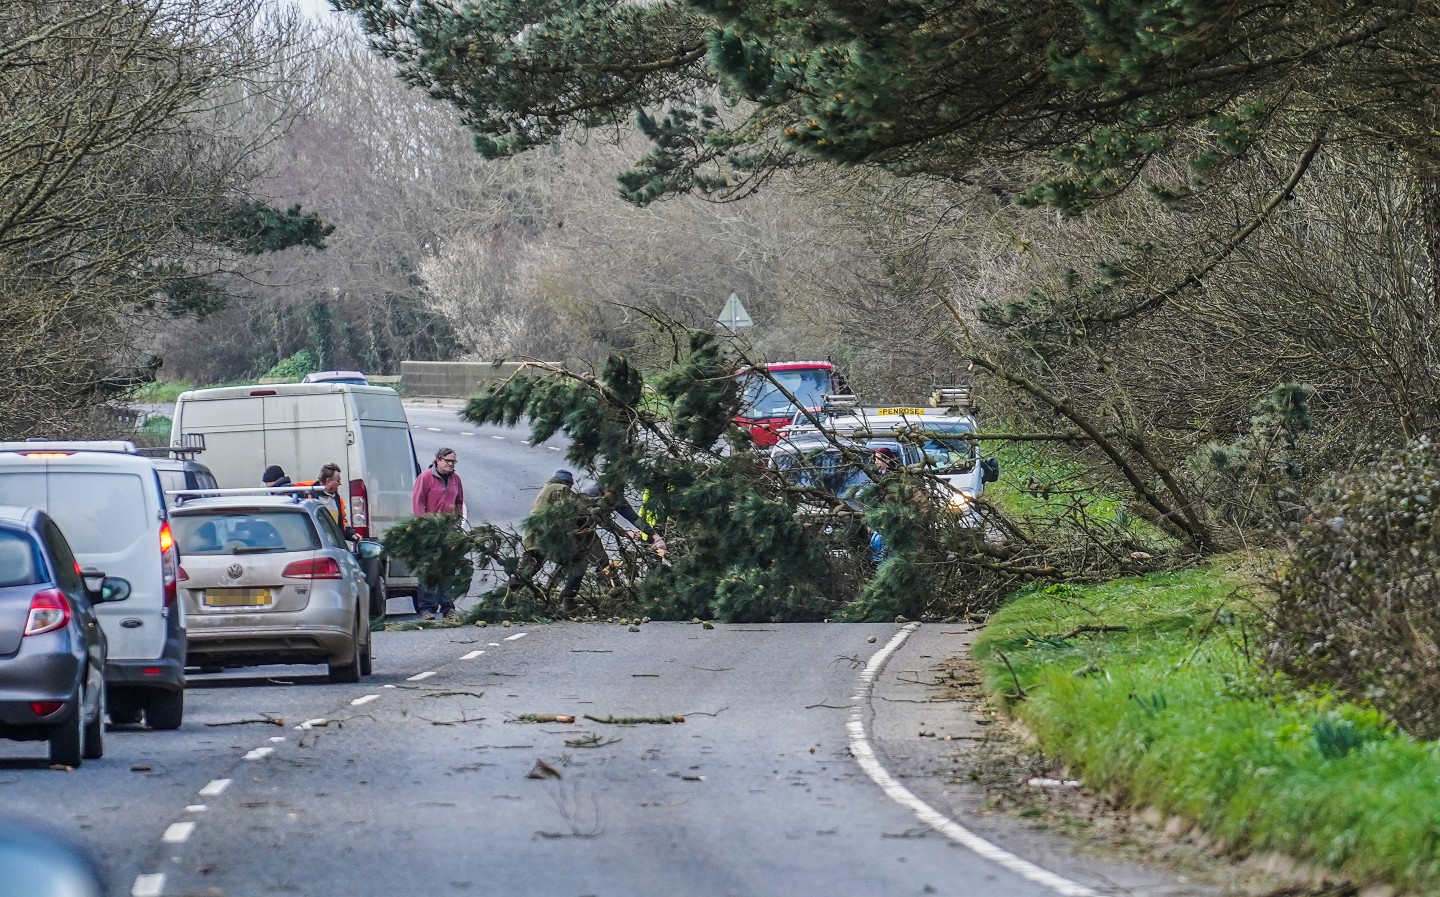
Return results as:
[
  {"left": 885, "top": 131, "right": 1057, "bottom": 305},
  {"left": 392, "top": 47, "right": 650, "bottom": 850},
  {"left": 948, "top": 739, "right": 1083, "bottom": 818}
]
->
[{"left": 716, "top": 292, "right": 753, "bottom": 330}]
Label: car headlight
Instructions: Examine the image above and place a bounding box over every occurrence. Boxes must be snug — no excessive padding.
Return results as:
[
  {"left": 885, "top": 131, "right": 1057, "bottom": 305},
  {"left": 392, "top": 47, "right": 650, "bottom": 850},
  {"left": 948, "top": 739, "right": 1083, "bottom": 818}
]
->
[{"left": 947, "top": 490, "right": 974, "bottom": 511}]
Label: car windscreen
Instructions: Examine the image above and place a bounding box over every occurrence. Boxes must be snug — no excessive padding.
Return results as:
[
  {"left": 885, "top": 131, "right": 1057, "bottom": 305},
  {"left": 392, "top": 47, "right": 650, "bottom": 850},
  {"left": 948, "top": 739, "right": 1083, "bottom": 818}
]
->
[
  {"left": 172, "top": 510, "right": 320, "bottom": 555},
  {"left": 0, "top": 471, "right": 149, "bottom": 554},
  {"left": 0, "top": 529, "right": 43, "bottom": 587},
  {"left": 740, "top": 369, "right": 833, "bottom": 418},
  {"left": 916, "top": 421, "right": 977, "bottom": 473}
]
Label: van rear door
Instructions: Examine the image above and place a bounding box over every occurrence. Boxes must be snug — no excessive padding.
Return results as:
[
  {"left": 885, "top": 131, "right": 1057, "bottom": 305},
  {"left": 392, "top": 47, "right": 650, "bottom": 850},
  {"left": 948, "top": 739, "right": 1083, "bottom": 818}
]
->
[{"left": 0, "top": 466, "right": 167, "bottom": 662}]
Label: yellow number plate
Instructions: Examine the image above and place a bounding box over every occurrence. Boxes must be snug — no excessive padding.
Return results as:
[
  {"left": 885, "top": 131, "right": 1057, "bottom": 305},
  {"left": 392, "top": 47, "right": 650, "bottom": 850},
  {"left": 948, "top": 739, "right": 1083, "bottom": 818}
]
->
[
  {"left": 203, "top": 588, "right": 272, "bottom": 607},
  {"left": 875, "top": 407, "right": 926, "bottom": 416}
]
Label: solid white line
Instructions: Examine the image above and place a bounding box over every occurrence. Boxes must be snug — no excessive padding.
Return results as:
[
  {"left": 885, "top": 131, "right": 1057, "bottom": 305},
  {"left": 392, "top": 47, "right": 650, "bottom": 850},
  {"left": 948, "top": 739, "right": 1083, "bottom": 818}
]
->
[
  {"left": 162, "top": 822, "right": 195, "bottom": 844},
  {"left": 198, "top": 779, "right": 231, "bottom": 797},
  {"left": 351, "top": 694, "right": 379, "bottom": 706},
  {"left": 461, "top": 650, "right": 484, "bottom": 660},
  {"left": 407, "top": 671, "right": 436, "bottom": 681},
  {"left": 132, "top": 873, "right": 165, "bottom": 897},
  {"left": 503, "top": 632, "right": 527, "bottom": 641},
  {"left": 849, "top": 624, "right": 1102, "bottom": 897},
  {"left": 243, "top": 747, "right": 274, "bottom": 761}
]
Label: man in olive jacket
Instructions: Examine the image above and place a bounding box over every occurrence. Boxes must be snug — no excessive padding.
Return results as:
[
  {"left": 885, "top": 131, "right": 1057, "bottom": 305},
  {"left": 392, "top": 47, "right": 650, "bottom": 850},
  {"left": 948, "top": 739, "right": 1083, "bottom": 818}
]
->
[{"left": 512, "top": 469, "right": 606, "bottom": 612}]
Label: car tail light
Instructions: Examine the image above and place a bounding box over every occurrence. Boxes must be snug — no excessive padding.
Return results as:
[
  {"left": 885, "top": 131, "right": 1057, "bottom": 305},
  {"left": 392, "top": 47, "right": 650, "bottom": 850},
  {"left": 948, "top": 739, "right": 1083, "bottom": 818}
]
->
[
  {"left": 282, "top": 557, "right": 343, "bottom": 579},
  {"left": 348, "top": 478, "right": 368, "bottom": 537},
  {"left": 24, "top": 589, "right": 70, "bottom": 636},
  {"left": 160, "top": 521, "right": 179, "bottom": 608},
  {"left": 29, "top": 701, "right": 64, "bottom": 717}
]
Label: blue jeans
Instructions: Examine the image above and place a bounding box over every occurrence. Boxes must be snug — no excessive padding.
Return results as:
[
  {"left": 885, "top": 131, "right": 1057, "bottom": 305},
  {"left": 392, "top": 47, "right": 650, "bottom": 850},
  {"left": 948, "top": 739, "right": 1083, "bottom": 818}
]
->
[{"left": 415, "top": 584, "right": 453, "bottom": 615}]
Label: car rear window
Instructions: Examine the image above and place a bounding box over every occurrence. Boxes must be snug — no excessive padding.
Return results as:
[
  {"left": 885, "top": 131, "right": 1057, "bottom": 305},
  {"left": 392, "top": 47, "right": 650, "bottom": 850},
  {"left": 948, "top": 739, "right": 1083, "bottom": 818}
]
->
[
  {"left": 0, "top": 471, "right": 150, "bottom": 554},
  {"left": 172, "top": 510, "right": 320, "bottom": 555},
  {"left": 0, "top": 529, "right": 42, "bottom": 587}
]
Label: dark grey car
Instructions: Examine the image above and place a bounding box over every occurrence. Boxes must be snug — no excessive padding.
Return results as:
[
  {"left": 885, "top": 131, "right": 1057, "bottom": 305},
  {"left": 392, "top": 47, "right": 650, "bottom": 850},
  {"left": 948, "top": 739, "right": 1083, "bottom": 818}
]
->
[{"left": 0, "top": 506, "right": 129, "bottom": 766}]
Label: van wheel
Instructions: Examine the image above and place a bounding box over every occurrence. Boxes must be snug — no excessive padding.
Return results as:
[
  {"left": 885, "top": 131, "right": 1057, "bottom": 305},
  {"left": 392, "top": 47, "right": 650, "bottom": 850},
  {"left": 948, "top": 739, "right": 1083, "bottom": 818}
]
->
[
  {"left": 49, "top": 697, "right": 85, "bottom": 768},
  {"left": 328, "top": 616, "right": 363, "bottom": 683},
  {"left": 368, "top": 574, "right": 388, "bottom": 620},
  {"left": 146, "top": 689, "right": 184, "bottom": 731},
  {"left": 107, "top": 690, "right": 141, "bottom": 726},
  {"left": 83, "top": 684, "right": 105, "bottom": 760}
]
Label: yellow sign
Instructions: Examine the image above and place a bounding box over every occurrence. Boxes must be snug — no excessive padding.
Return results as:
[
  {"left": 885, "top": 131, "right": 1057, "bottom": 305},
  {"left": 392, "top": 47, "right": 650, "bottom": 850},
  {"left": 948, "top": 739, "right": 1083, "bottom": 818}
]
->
[{"left": 875, "top": 407, "right": 926, "bottom": 416}]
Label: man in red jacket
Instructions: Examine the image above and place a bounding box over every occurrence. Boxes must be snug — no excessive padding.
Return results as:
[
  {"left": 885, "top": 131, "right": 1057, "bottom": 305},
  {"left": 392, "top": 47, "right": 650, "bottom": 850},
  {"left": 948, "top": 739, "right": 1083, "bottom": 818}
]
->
[{"left": 410, "top": 447, "right": 465, "bottom": 619}]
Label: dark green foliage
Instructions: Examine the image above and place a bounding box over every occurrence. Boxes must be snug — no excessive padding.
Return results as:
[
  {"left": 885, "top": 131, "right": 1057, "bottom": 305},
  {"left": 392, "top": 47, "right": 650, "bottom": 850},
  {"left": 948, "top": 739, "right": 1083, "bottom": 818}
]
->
[
  {"left": 193, "top": 199, "right": 333, "bottom": 255},
  {"left": 261, "top": 350, "right": 317, "bottom": 381},
  {"left": 1272, "top": 438, "right": 1440, "bottom": 740},
  {"left": 382, "top": 513, "right": 474, "bottom": 599}
]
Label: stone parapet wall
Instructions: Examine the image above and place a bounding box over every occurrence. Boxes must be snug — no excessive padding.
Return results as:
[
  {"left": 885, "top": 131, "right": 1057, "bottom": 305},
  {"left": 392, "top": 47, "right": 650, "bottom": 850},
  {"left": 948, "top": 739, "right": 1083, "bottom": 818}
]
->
[{"left": 399, "top": 360, "right": 560, "bottom": 398}]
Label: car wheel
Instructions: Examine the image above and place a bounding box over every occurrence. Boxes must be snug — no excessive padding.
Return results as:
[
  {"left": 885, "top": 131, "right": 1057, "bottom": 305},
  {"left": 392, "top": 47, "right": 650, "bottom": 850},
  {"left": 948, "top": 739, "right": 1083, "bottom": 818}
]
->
[
  {"left": 83, "top": 684, "right": 104, "bottom": 760},
  {"left": 49, "top": 695, "right": 85, "bottom": 768},
  {"left": 146, "top": 689, "right": 184, "bottom": 731},
  {"left": 360, "top": 629, "right": 373, "bottom": 677},
  {"left": 368, "top": 573, "right": 388, "bottom": 620},
  {"left": 327, "top": 615, "right": 362, "bottom": 684},
  {"left": 107, "top": 689, "right": 141, "bottom": 726}
]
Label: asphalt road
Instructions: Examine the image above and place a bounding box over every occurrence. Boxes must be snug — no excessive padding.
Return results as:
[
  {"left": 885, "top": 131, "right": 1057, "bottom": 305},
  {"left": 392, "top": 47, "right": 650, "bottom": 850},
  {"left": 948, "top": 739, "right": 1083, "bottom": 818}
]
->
[{"left": 0, "top": 401, "right": 1210, "bottom": 897}]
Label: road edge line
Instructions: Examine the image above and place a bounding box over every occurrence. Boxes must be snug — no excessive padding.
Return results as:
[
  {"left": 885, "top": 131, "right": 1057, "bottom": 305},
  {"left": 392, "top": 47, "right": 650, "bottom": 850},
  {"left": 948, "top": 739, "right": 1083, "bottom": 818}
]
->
[{"left": 850, "top": 622, "right": 1103, "bottom": 897}]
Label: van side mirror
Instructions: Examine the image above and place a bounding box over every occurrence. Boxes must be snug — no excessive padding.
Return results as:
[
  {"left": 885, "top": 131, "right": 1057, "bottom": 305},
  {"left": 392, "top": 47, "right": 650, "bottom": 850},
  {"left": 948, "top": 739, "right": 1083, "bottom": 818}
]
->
[
  {"left": 356, "top": 539, "right": 384, "bottom": 561},
  {"left": 981, "top": 458, "right": 1000, "bottom": 484},
  {"left": 99, "top": 577, "right": 131, "bottom": 603}
]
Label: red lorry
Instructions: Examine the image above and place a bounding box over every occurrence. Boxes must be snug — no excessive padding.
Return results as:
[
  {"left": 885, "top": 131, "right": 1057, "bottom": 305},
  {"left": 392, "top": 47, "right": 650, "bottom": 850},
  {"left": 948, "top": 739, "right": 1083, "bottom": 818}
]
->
[{"left": 734, "top": 360, "right": 847, "bottom": 448}]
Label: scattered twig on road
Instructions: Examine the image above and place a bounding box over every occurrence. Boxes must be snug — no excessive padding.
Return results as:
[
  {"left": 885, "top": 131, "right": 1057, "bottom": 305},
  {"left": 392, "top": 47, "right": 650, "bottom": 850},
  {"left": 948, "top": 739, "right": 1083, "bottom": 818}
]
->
[
  {"left": 805, "top": 702, "right": 851, "bottom": 710},
  {"left": 423, "top": 689, "right": 486, "bottom": 699},
  {"left": 527, "top": 758, "right": 563, "bottom": 779},
  {"left": 509, "top": 713, "right": 576, "bottom": 724},
  {"left": 688, "top": 665, "right": 732, "bottom": 672},
  {"left": 631, "top": 673, "right": 659, "bottom": 678},
  {"left": 565, "top": 733, "right": 622, "bottom": 748},
  {"left": 419, "top": 712, "right": 486, "bottom": 726},
  {"left": 205, "top": 714, "right": 285, "bottom": 727},
  {"left": 681, "top": 706, "right": 726, "bottom": 718},
  {"left": 571, "top": 649, "right": 613, "bottom": 653},
  {"left": 833, "top": 654, "right": 865, "bottom": 669},
  {"left": 583, "top": 714, "right": 685, "bottom": 725}
]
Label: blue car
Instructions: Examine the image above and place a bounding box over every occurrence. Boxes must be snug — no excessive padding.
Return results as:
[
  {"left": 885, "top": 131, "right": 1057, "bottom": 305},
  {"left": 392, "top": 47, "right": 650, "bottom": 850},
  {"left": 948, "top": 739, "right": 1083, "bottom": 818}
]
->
[{"left": 0, "top": 506, "right": 130, "bottom": 767}]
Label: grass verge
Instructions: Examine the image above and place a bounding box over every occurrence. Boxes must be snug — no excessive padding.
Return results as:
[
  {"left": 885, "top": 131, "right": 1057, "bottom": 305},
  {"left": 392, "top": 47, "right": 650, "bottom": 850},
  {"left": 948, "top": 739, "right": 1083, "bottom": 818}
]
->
[{"left": 973, "top": 557, "right": 1440, "bottom": 894}]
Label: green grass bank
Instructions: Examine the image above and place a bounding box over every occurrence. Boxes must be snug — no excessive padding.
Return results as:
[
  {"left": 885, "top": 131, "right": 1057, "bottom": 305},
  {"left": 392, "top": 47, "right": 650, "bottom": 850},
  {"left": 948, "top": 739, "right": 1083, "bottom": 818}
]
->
[{"left": 973, "top": 560, "right": 1440, "bottom": 894}]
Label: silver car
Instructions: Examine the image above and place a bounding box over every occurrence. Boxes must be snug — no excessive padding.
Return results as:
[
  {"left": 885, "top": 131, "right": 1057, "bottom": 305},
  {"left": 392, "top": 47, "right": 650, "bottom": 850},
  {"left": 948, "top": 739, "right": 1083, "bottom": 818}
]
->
[{"left": 169, "top": 496, "right": 379, "bottom": 682}]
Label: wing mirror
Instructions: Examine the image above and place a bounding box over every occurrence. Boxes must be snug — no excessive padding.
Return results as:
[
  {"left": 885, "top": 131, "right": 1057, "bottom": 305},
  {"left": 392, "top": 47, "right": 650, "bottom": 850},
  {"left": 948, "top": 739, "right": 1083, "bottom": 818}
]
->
[
  {"left": 82, "top": 568, "right": 131, "bottom": 603},
  {"left": 980, "top": 458, "right": 1001, "bottom": 484},
  {"left": 356, "top": 539, "right": 384, "bottom": 560}
]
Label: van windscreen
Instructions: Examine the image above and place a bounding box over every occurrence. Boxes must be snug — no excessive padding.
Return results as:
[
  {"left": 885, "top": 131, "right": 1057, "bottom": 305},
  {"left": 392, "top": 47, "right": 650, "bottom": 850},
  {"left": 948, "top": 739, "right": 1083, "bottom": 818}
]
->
[{"left": 0, "top": 472, "right": 148, "bottom": 554}]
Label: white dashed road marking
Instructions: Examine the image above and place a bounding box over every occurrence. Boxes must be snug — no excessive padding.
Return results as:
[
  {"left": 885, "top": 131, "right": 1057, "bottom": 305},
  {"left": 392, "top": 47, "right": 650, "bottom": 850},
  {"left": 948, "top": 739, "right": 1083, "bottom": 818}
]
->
[
  {"left": 351, "top": 694, "right": 379, "bottom": 706},
  {"left": 461, "top": 431, "right": 474, "bottom": 436},
  {"left": 132, "top": 873, "right": 165, "bottom": 897},
  {"left": 426, "top": 427, "right": 442, "bottom": 432},
  {"left": 491, "top": 435, "right": 505, "bottom": 439},
  {"left": 850, "top": 624, "right": 1101, "bottom": 897},
  {"left": 461, "top": 650, "right": 484, "bottom": 660},
  {"left": 198, "top": 779, "right": 231, "bottom": 797},
  {"left": 547, "top": 446, "right": 561, "bottom": 451},
  {"left": 503, "top": 632, "right": 527, "bottom": 641},
  {"left": 185, "top": 805, "right": 207, "bottom": 813},
  {"left": 296, "top": 718, "right": 328, "bottom": 730},
  {"left": 243, "top": 747, "right": 274, "bottom": 761},
  {"left": 406, "top": 671, "right": 436, "bottom": 681},
  {"left": 162, "top": 822, "right": 195, "bottom": 844}
]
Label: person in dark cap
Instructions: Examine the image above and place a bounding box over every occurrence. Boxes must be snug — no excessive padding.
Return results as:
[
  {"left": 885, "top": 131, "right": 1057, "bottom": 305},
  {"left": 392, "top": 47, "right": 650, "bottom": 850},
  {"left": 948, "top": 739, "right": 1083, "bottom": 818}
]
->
[
  {"left": 509, "top": 469, "right": 603, "bottom": 613},
  {"left": 261, "top": 465, "right": 292, "bottom": 488}
]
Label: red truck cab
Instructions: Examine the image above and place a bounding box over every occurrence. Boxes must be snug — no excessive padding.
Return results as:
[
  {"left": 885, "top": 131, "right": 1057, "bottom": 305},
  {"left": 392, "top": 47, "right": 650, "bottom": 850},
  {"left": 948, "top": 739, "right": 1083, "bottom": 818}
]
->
[{"left": 734, "top": 361, "right": 847, "bottom": 448}]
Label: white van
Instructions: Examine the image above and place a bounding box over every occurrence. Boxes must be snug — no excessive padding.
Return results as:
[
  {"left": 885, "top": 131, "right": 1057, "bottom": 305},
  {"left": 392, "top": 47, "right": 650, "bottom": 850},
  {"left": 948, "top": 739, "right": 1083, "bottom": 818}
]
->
[
  {"left": 169, "top": 384, "right": 420, "bottom": 611},
  {"left": 0, "top": 442, "right": 186, "bottom": 729}
]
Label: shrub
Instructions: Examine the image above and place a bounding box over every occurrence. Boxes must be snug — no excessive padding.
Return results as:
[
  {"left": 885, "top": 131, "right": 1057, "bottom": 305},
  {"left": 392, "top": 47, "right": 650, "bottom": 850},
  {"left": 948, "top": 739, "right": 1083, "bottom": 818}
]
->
[
  {"left": 1271, "top": 437, "right": 1440, "bottom": 739},
  {"left": 261, "top": 349, "right": 316, "bottom": 381}
]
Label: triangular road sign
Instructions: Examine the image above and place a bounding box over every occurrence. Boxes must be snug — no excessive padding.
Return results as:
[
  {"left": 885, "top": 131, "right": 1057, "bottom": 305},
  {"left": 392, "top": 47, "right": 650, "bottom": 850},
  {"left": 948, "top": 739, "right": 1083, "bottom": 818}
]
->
[{"left": 717, "top": 292, "right": 753, "bottom": 329}]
